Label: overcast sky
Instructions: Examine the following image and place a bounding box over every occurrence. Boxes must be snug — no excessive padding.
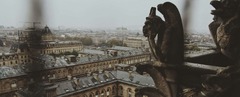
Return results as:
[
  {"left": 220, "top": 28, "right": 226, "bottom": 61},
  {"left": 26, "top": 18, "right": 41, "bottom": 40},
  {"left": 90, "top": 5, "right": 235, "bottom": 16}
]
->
[{"left": 0, "top": 0, "right": 213, "bottom": 33}]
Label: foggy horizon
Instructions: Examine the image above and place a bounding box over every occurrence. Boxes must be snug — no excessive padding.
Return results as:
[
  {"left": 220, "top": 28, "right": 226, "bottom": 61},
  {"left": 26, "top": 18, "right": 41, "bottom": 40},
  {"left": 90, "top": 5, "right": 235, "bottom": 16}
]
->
[{"left": 1, "top": 0, "right": 213, "bottom": 33}]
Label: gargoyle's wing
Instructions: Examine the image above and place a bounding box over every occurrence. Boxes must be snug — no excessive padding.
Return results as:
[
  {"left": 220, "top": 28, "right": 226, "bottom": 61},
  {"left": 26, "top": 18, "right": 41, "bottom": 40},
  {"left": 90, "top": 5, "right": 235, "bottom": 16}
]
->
[{"left": 157, "top": 2, "right": 184, "bottom": 64}]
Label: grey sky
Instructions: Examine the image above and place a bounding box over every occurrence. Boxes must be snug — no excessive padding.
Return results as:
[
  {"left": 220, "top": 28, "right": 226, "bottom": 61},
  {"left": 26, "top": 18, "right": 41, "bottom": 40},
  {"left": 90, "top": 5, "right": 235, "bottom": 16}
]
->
[{"left": 0, "top": 0, "right": 213, "bottom": 33}]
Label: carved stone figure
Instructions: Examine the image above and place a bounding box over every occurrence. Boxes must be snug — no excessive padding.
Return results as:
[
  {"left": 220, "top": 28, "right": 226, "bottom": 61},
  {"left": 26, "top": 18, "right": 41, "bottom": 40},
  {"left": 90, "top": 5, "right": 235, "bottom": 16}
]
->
[
  {"left": 143, "top": 2, "right": 184, "bottom": 64},
  {"left": 210, "top": 0, "right": 240, "bottom": 62},
  {"left": 137, "top": 0, "right": 240, "bottom": 97},
  {"left": 139, "top": 2, "right": 184, "bottom": 97},
  {"left": 200, "top": 0, "right": 240, "bottom": 96}
]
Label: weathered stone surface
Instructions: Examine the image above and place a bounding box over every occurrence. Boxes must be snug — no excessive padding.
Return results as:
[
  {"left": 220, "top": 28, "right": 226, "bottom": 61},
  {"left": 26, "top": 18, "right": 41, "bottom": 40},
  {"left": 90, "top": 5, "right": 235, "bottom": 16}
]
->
[{"left": 138, "top": 0, "right": 240, "bottom": 97}]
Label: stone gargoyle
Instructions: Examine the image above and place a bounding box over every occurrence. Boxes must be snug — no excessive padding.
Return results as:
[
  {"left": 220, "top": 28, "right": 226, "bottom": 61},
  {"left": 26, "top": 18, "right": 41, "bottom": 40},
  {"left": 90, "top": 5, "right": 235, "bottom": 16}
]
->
[{"left": 136, "top": 0, "right": 240, "bottom": 97}]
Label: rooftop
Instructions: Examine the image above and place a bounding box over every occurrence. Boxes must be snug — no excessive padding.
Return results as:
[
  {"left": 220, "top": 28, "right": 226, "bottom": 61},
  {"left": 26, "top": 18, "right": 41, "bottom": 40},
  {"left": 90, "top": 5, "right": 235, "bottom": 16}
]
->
[
  {"left": 56, "top": 70, "right": 155, "bottom": 97},
  {"left": 0, "top": 49, "right": 148, "bottom": 79},
  {"left": 115, "top": 64, "right": 130, "bottom": 67},
  {"left": 81, "top": 49, "right": 105, "bottom": 55},
  {"left": 111, "top": 46, "right": 135, "bottom": 51},
  {"left": 0, "top": 66, "right": 26, "bottom": 79}
]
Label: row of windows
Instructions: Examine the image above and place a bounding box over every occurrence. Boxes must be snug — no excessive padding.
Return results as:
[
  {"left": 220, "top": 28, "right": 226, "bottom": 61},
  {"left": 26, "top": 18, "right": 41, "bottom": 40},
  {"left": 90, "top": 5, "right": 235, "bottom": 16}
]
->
[
  {"left": 0, "top": 55, "right": 19, "bottom": 60},
  {"left": 44, "top": 43, "right": 82, "bottom": 48},
  {"left": 82, "top": 86, "right": 135, "bottom": 97},
  {"left": 0, "top": 59, "right": 31, "bottom": 66},
  {"left": 40, "top": 47, "right": 82, "bottom": 54},
  {"left": 0, "top": 79, "right": 26, "bottom": 93},
  {"left": 41, "top": 64, "right": 113, "bottom": 80},
  {"left": 39, "top": 55, "right": 150, "bottom": 80},
  {"left": 0, "top": 55, "right": 28, "bottom": 61}
]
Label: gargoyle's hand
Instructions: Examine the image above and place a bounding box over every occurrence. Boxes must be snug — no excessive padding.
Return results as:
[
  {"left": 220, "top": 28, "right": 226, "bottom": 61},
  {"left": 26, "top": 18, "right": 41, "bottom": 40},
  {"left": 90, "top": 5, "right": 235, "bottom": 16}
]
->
[{"left": 143, "top": 18, "right": 157, "bottom": 39}]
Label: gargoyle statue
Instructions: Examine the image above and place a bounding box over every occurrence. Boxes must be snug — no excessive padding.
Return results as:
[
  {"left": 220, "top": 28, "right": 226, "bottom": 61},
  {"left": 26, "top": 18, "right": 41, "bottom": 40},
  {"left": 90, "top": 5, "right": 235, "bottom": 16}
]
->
[
  {"left": 143, "top": 3, "right": 184, "bottom": 65},
  {"left": 137, "top": 0, "right": 240, "bottom": 97},
  {"left": 200, "top": 0, "right": 240, "bottom": 96},
  {"left": 137, "top": 2, "right": 184, "bottom": 97}
]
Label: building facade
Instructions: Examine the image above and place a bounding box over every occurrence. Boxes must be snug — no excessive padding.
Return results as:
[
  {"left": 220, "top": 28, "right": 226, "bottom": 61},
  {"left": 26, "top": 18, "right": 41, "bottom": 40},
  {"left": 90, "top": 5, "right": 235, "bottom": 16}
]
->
[
  {"left": 0, "top": 26, "right": 151, "bottom": 97},
  {"left": 123, "top": 37, "right": 149, "bottom": 48}
]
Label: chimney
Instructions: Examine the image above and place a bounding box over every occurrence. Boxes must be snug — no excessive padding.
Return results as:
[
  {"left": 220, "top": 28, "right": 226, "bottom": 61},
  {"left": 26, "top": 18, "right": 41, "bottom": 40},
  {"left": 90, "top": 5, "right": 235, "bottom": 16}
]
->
[
  {"left": 87, "top": 72, "right": 91, "bottom": 77},
  {"left": 70, "top": 55, "right": 77, "bottom": 62},
  {"left": 99, "top": 69, "right": 103, "bottom": 74},
  {"left": 88, "top": 56, "right": 91, "bottom": 61},
  {"left": 104, "top": 71, "right": 109, "bottom": 77},
  {"left": 93, "top": 73, "right": 98, "bottom": 80},
  {"left": 128, "top": 71, "right": 134, "bottom": 81},
  {"left": 67, "top": 75, "right": 72, "bottom": 80},
  {"left": 73, "top": 77, "right": 78, "bottom": 85},
  {"left": 114, "top": 51, "right": 118, "bottom": 56}
]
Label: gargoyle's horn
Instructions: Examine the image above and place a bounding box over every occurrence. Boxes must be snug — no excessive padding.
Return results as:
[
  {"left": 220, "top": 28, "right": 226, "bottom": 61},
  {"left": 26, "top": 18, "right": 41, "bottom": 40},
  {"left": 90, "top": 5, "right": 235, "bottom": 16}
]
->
[{"left": 149, "top": 7, "right": 156, "bottom": 16}]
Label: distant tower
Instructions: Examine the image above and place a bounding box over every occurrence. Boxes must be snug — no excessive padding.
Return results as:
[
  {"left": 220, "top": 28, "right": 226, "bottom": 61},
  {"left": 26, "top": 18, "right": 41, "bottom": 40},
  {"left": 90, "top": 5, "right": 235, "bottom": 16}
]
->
[{"left": 18, "top": 22, "right": 41, "bottom": 42}]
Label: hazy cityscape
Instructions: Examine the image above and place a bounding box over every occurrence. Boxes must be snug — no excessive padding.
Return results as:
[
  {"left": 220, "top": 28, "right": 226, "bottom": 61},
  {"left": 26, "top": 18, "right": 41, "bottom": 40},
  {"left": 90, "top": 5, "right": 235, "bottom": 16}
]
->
[
  {"left": 0, "top": 0, "right": 218, "bottom": 97},
  {"left": 0, "top": 23, "right": 216, "bottom": 97}
]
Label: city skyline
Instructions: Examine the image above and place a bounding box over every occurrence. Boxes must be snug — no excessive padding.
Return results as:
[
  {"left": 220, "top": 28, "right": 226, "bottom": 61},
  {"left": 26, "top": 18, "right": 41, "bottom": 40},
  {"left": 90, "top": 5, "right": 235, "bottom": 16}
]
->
[{"left": 1, "top": 0, "right": 213, "bottom": 33}]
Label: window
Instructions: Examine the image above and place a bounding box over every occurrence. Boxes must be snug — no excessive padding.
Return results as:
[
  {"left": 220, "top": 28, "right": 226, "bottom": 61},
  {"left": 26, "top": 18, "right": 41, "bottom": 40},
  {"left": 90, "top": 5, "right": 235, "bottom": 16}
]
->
[
  {"left": 128, "top": 88, "right": 132, "bottom": 97},
  {"left": 95, "top": 91, "right": 99, "bottom": 97},
  {"left": 101, "top": 90, "right": 105, "bottom": 97},
  {"left": 83, "top": 94, "right": 88, "bottom": 97},
  {"left": 119, "top": 86, "right": 123, "bottom": 96},
  {"left": 112, "top": 86, "right": 116, "bottom": 95},
  {"left": 90, "top": 93, "right": 94, "bottom": 97},
  {"left": 107, "top": 88, "right": 110, "bottom": 96},
  {"left": 11, "top": 83, "right": 17, "bottom": 88}
]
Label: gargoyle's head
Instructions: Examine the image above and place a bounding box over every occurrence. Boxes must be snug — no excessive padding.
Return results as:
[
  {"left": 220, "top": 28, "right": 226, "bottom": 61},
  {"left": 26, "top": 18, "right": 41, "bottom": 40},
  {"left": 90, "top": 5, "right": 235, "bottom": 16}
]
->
[
  {"left": 157, "top": 2, "right": 175, "bottom": 15},
  {"left": 210, "top": 0, "right": 240, "bottom": 19},
  {"left": 143, "top": 7, "right": 165, "bottom": 39}
]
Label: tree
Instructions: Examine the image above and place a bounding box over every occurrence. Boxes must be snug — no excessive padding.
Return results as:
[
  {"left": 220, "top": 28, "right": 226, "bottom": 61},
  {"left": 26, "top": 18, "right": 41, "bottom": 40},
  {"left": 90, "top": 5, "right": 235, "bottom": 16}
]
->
[
  {"left": 80, "top": 37, "right": 93, "bottom": 46},
  {"left": 97, "top": 40, "right": 108, "bottom": 46},
  {"left": 107, "top": 39, "right": 123, "bottom": 47}
]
